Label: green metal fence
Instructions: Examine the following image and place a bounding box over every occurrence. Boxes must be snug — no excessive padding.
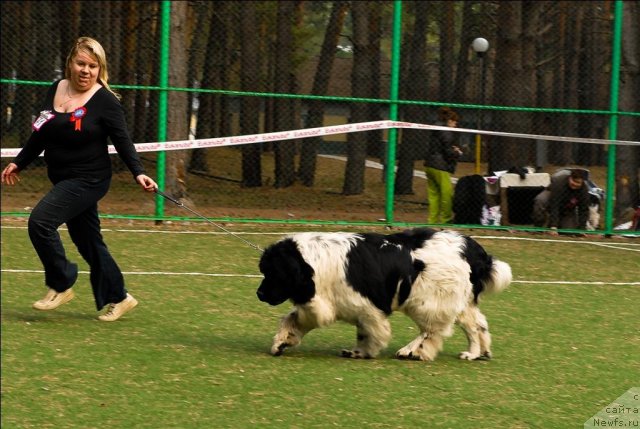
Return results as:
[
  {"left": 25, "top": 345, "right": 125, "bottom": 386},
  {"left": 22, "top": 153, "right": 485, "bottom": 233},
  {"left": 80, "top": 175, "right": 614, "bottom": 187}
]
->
[{"left": 1, "top": 0, "right": 638, "bottom": 236}]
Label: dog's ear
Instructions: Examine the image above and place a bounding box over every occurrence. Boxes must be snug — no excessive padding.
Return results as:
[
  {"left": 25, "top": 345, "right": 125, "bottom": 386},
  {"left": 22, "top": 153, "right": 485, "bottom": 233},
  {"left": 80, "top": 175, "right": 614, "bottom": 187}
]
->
[
  {"left": 288, "top": 257, "right": 316, "bottom": 304},
  {"left": 258, "top": 239, "right": 316, "bottom": 305}
]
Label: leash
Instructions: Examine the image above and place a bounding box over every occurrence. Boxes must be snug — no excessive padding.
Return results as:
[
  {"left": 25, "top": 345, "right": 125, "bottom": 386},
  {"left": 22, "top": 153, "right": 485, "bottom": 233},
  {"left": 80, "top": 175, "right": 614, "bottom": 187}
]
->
[{"left": 155, "top": 189, "right": 264, "bottom": 253}]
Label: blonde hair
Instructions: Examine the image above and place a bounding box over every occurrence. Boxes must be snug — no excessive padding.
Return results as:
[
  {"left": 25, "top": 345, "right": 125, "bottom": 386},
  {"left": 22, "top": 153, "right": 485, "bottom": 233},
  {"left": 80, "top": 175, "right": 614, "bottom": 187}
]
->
[{"left": 65, "top": 37, "right": 120, "bottom": 100}]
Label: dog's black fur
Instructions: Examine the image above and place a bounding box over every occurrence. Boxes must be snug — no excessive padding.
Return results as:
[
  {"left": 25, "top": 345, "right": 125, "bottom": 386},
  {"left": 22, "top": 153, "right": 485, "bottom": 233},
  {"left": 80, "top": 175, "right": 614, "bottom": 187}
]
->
[{"left": 453, "top": 174, "right": 488, "bottom": 225}]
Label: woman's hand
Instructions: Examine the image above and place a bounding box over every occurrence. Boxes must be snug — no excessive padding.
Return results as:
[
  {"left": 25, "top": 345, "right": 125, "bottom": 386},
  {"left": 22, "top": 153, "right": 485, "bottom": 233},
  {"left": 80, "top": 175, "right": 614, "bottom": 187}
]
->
[
  {"left": 136, "top": 174, "right": 158, "bottom": 192},
  {"left": 1, "top": 163, "right": 21, "bottom": 185}
]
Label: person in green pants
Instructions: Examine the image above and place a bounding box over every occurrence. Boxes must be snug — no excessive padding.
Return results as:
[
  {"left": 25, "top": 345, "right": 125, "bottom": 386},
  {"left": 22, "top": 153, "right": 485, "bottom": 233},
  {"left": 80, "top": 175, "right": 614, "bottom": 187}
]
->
[{"left": 425, "top": 107, "right": 463, "bottom": 224}]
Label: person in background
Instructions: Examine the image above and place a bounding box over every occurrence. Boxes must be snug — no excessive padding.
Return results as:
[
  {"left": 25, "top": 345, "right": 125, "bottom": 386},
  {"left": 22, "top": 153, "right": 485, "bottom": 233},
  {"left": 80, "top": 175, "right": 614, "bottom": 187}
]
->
[
  {"left": 0, "top": 37, "right": 157, "bottom": 321},
  {"left": 532, "top": 169, "right": 590, "bottom": 236},
  {"left": 425, "top": 107, "right": 463, "bottom": 224}
]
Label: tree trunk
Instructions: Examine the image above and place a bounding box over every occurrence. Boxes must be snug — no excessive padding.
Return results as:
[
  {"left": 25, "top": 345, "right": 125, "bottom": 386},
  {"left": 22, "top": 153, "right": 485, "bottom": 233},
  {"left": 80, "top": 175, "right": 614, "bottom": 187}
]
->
[
  {"left": 240, "top": 1, "right": 262, "bottom": 188},
  {"left": 165, "top": 1, "right": 191, "bottom": 202},
  {"left": 343, "top": 1, "right": 374, "bottom": 196},
  {"left": 187, "top": 1, "right": 215, "bottom": 174},
  {"left": 489, "top": 0, "right": 534, "bottom": 172},
  {"left": 438, "top": 0, "right": 456, "bottom": 101},
  {"left": 365, "top": 2, "right": 382, "bottom": 164},
  {"left": 561, "top": 2, "right": 584, "bottom": 164},
  {"left": 133, "top": 1, "right": 159, "bottom": 145},
  {"left": 198, "top": 1, "right": 232, "bottom": 162},
  {"left": 549, "top": 1, "right": 572, "bottom": 165},
  {"left": 58, "top": 1, "right": 81, "bottom": 64},
  {"left": 577, "top": 2, "right": 606, "bottom": 166},
  {"left": 299, "top": 1, "right": 349, "bottom": 187},
  {"left": 614, "top": 0, "right": 640, "bottom": 219},
  {"left": 395, "top": 1, "right": 430, "bottom": 195},
  {"left": 112, "top": 1, "right": 137, "bottom": 172},
  {"left": 273, "top": 1, "right": 298, "bottom": 188},
  {"left": 15, "top": 2, "right": 37, "bottom": 147},
  {"left": 451, "top": 1, "right": 474, "bottom": 104}
]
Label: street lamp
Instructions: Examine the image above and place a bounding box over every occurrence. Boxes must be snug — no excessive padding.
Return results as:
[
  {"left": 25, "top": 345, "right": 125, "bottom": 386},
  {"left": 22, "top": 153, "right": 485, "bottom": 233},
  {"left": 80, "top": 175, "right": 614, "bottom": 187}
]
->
[{"left": 472, "top": 37, "right": 489, "bottom": 174}]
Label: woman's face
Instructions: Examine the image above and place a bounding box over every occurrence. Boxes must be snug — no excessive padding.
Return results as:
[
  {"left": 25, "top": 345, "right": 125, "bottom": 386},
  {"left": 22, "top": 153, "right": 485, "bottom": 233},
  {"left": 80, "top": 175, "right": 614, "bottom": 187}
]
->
[
  {"left": 68, "top": 50, "right": 99, "bottom": 91},
  {"left": 447, "top": 119, "right": 458, "bottom": 128}
]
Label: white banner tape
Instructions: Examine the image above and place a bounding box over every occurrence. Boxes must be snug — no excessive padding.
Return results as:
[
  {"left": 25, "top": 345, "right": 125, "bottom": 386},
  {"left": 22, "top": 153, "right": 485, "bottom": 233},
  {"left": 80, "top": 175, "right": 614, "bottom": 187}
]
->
[{"left": 2, "top": 120, "right": 638, "bottom": 158}]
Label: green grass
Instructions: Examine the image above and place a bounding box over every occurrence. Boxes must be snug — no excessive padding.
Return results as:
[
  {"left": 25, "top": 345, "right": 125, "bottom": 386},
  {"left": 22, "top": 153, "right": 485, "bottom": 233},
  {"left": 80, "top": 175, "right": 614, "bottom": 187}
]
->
[{"left": 2, "top": 221, "right": 639, "bottom": 428}]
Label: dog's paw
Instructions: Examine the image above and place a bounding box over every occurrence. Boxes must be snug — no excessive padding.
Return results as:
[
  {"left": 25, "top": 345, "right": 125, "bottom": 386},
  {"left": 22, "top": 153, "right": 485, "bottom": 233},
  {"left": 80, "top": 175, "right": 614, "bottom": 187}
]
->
[
  {"left": 459, "top": 350, "right": 492, "bottom": 360},
  {"left": 270, "top": 342, "right": 289, "bottom": 356},
  {"left": 395, "top": 349, "right": 425, "bottom": 361},
  {"left": 340, "top": 349, "right": 372, "bottom": 359}
]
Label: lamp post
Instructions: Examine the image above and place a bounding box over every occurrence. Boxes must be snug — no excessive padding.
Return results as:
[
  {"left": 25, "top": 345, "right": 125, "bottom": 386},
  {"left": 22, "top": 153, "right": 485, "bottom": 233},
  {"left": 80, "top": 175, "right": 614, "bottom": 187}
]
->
[{"left": 472, "top": 37, "right": 489, "bottom": 174}]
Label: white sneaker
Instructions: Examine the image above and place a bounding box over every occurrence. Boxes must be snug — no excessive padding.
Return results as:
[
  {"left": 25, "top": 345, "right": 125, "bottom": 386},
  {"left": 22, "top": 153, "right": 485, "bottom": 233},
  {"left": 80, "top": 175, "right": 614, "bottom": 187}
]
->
[
  {"left": 33, "top": 288, "right": 75, "bottom": 310},
  {"left": 98, "top": 294, "right": 138, "bottom": 322}
]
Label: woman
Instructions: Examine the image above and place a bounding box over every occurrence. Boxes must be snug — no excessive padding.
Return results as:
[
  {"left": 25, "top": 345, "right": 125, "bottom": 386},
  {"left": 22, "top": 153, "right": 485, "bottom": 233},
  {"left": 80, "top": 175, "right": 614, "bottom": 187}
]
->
[
  {"left": 425, "top": 107, "right": 463, "bottom": 224},
  {"left": 1, "top": 37, "right": 157, "bottom": 321}
]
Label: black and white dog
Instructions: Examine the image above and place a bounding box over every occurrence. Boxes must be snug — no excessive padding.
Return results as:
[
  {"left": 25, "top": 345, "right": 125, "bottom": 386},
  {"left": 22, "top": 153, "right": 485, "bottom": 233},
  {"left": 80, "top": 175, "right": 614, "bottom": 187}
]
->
[{"left": 256, "top": 228, "right": 512, "bottom": 362}]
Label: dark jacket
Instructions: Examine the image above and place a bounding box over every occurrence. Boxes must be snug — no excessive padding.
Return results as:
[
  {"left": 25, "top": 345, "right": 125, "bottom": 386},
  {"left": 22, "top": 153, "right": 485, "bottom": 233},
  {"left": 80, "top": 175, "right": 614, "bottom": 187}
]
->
[
  {"left": 547, "top": 170, "right": 590, "bottom": 228},
  {"left": 425, "top": 122, "right": 460, "bottom": 174}
]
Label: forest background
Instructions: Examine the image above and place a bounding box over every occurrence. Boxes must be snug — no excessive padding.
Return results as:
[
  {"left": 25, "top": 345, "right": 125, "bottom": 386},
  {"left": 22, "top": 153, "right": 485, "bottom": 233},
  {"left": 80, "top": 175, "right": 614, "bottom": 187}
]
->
[{"left": 0, "top": 0, "right": 638, "bottom": 232}]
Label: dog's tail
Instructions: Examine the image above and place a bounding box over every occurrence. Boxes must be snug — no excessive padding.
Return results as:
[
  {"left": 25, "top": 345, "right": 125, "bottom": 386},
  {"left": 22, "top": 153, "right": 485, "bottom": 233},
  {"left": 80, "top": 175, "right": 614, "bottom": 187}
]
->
[
  {"left": 484, "top": 259, "right": 512, "bottom": 295},
  {"left": 463, "top": 236, "right": 512, "bottom": 302}
]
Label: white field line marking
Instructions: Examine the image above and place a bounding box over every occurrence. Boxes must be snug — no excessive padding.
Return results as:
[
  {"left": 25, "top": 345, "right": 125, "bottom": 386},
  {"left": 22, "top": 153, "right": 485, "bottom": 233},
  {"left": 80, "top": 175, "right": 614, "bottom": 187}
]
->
[
  {"left": 471, "top": 235, "right": 640, "bottom": 252},
  {"left": 2, "top": 269, "right": 638, "bottom": 286}
]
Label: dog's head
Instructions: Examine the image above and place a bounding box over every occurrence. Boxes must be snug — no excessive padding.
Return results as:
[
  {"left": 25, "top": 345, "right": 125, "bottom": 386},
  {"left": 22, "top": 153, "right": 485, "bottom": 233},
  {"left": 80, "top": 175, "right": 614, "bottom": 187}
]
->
[{"left": 256, "top": 238, "right": 315, "bottom": 306}]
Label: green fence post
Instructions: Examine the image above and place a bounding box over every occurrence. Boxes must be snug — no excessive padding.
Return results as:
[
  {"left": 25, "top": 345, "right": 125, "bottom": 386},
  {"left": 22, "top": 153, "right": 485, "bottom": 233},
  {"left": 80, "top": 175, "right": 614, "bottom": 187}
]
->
[
  {"left": 385, "top": 0, "right": 403, "bottom": 224},
  {"left": 155, "top": 0, "right": 171, "bottom": 220},
  {"left": 604, "top": 0, "right": 623, "bottom": 235}
]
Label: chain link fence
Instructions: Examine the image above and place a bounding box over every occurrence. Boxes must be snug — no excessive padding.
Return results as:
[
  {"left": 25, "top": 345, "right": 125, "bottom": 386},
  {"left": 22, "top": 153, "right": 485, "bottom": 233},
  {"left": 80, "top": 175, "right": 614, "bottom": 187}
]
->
[{"left": 1, "top": 1, "right": 638, "bottom": 235}]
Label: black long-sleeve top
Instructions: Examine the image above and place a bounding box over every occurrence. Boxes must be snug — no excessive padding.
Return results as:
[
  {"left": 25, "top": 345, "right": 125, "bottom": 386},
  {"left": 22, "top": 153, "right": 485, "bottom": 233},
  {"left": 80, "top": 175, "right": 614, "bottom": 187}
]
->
[{"left": 13, "top": 80, "right": 145, "bottom": 184}]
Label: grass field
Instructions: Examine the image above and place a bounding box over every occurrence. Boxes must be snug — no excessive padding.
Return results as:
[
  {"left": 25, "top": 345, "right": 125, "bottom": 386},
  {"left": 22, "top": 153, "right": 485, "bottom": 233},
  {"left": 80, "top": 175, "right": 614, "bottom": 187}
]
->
[{"left": 1, "top": 219, "right": 638, "bottom": 428}]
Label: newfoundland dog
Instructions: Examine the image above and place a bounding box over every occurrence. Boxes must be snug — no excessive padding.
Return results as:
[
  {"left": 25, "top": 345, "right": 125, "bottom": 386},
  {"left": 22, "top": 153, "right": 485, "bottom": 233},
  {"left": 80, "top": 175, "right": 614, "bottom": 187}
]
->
[{"left": 256, "top": 227, "right": 511, "bottom": 362}]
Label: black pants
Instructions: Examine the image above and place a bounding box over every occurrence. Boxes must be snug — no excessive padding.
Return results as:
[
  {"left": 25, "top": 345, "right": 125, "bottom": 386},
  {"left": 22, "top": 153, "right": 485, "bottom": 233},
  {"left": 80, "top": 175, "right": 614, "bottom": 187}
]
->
[{"left": 28, "top": 177, "right": 127, "bottom": 310}]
